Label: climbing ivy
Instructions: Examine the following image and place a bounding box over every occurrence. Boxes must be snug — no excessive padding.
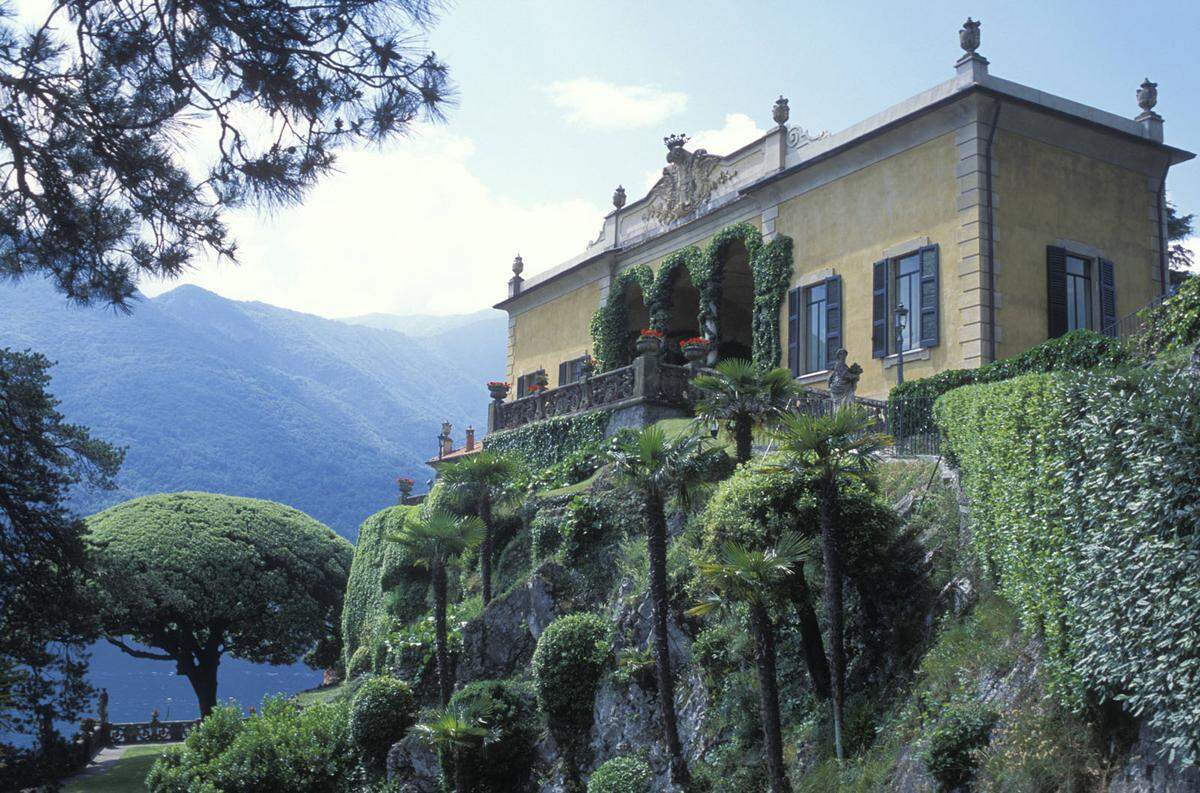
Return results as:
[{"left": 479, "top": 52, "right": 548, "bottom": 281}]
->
[
  {"left": 590, "top": 264, "right": 653, "bottom": 371},
  {"left": 485, "top": 410, "right": 611, "bottom": 472},
  {"left": 589, "top": 221, "right": 793, "bottom": 371}
]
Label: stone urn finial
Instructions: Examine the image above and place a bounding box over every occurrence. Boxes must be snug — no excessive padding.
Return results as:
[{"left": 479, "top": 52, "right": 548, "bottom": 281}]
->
[
  {"left": 772, "top": 96, "right": 790, "bottom": 127},
  {"left": 959, "top": 17, "right": 981, "bottom": 55},
  {"left": 612, "top": 185, "right": 626, "bottom": 210},
  {"left": 511, "top": 254, "right": 524, "bottom": 277},
  {"left": 1137, "top": 78, "right": 1158, "bottom": 113}
]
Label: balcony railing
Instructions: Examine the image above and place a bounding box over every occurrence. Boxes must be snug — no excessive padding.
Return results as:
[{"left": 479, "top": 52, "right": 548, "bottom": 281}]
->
[{"left": 489, "top": 354, "right": 694, "bottom": 433}]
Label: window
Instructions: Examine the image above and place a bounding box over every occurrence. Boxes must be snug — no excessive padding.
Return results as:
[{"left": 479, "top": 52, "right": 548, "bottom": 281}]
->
[
  {"left": 1065, "top": 255, "right": 1092, "bottom": 331},
  {"left": 805, "top": 283, "right": 828, "bottom": 373},
  {"left": 515, "top": 369, "right": 546, "bottom": 398},
  {"left": 894, "top": 252, "right": 921, "bottom": 352},
  {"left": 788, "top": 276, "right": 841, "bottom": 377},
  {"left": 558, "top": 356, "right": 589, "bottom": 385},
  {"left": 872, "top": 245, "right": 939, "bottom": 358},
  {"left": 1047, "top": 246, "right": 1116, "bottom": 339}
]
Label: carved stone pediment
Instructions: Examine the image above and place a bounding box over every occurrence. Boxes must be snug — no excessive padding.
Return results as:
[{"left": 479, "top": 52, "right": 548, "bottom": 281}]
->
[
  {"left": 643, "top": 134, "right": 735, "bottom": 226},
  {"left": 787, "top": 125, "right": 830, "bottom": 150}
]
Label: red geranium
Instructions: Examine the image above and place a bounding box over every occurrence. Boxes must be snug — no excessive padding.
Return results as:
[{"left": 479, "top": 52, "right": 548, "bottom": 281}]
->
[
  {"left": 681, "top": 337, "right": 710, "bottom": 346},
  {"left": 487, "top": 381, "right": 509, "bottom": 388},
  {"left": 397, "top": 476, "right": 414, "bottom": 486},
  {"left": 639, "top": 328, "right": 664, "bottom": 338}
]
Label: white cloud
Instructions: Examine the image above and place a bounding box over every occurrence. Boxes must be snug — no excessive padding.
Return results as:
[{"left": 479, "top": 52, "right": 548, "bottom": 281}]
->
[
  {"left": 139, "top": 128, "right": 604, "bottom": 317},
  {"left": 639, "top": 113, "right": 769, "bottom": 195},
  {"left": 547, "top": 78, "right": 687, "bottom": 129}
]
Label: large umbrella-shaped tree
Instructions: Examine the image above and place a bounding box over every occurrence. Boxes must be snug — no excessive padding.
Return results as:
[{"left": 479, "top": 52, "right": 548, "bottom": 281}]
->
[{"left": 87, "top": 492, "right": 353, "bottom": 716}]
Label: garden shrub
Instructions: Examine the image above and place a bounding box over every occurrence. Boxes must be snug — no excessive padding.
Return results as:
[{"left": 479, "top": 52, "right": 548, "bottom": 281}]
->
[
  {"left": 147, "top": 698, "right": 357, "bottom": 792},
  {"left": 347, "top": 645, "right": 372, "bottom": 679},
  {"left": 485, "top": 411, "right": 611, "bottom": 473},
  {"left": 1138, "top": 274, "right": 1200, "bottom": 355},
  {"left": 531, "top": 612, "right": 611, "bottom": 746},
  {"left": 587, "top": 755, "right": 652, "bottom": 793},
  {"left": 920, "top": 700, "right": 998, "bottom": 791},
  {"left": 348, "top": 675, "right": 416, "bottom": 767},
  {"left": 937, "top": 367, "right": 1200, "bottom": 763},
  {"left": 530, "top": 507, "right": 563, "bottom": 561},
  {"left": 447, "top": 679, "right": 539, "bottom": 792}
]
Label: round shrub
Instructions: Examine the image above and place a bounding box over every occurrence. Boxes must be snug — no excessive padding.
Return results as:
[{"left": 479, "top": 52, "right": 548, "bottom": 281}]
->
[
  {"left": 348, "top": 675, "right": 416, "bottom": 766},
  {"left": 347, "top": 645, "right": 372, "bottom": 679},
  {"left": 920, "top": 701, "right": 998, "bottom": 792},
  {"left": 447, "top": 679, "right": 539, "bottom": 792},
  {"left": 531, "top": 613, "right": 611, "bottom": 741},
  {"left": 588, "top": 755, "right": 652, "bottom": 793}
]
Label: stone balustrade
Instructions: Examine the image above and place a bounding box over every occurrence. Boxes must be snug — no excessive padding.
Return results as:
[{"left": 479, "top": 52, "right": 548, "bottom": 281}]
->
[{"left": 107, "top": 718, "right": 200, "bottom": 745}]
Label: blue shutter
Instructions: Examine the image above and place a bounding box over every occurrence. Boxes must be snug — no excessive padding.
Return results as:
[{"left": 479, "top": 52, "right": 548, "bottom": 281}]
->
[
  {"left": 825, "top": 275, "right": 842, "bottom": 366},
  {"left": 871, "top": 259, "right": 888, "bottom": 358},
  {"left": 1098, "top": 259, "right": 1117, "bottom": 336},
  {"left": 787, "top": 287, "right": 800, "bottom": 376},
  {"left": 1046, "top": 246, "right": 1067, "bottom": 339},
  {"left": 919, "top": 245, "right": 940, "bottom": 349}
]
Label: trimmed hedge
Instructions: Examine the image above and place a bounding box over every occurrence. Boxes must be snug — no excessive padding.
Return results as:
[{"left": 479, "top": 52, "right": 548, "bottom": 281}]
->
[
  {"left": 588, "top": 755, "right": 652, "bottom": 793},
  {"left": 531, "top": 613, "right": 611, "bottom": 746},
  {"left": 937, "top": 368, "right": 1200, "bottom": 763},
  {"left": 348, "top": 675, "right": 416, "bottom": 766},
  {"left": 888, "top": 330, "right": 1130, "bottom": 437}
]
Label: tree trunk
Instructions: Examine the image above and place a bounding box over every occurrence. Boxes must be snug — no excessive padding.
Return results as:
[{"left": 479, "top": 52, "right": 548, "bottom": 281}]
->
[
  {"left": 787, "top": 573, "right": 832, "bottom": 700},
  {"left": 734, "top": 414, "right": 753, "bottom": 463},
  {"left": 819, "top": 476, "right": 846, "bottom": 761},
  {"left": 646, "top": 491, "right": 691, "bottom": 787},
  {"left": 433, "top": 562, "right": 453, "bottom": 707},
  {"left": 184, "top": 657, "right": 220, "bottom": 718},
  {"left": 453, "top": 747, "right": 468, "bottom": 793},
  {"left": 748, "top": 602, "right": 792, "bottom": 793},
  {"left": 479, "top": 494, "right": 493, "bottom": 605}
]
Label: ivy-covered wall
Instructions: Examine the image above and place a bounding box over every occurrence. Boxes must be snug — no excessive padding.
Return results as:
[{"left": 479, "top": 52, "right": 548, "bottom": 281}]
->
[
  {"left": 484, "top": 410, "right": 611, "bottom": 471},
  {"left": 936, "top": 368, "right": 1200, "bottom": 763},
  {"left": 589, "top": 222, "right": 794, "bottom": 372}
]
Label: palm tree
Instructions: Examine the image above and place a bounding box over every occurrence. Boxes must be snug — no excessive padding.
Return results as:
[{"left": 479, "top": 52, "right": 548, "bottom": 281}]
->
[
  {"left": 768, "top": 407, "right": 888, "bottom": 762},
  {"left": 412, "top": 707, "right": 489, "bottom": 793},
  {"left": 388, "top": 510, "right": 484, "bottom": 706},
  {"left": 691, "top": 358, "right": 798, "bottom": 463},
  {"left": 438, "top": 452, "right": 519, "bottom": 606},
  {"left": 610, "top": 425, "right": 721, "bottom": 787},
  {"left": 689, "top": 531, "right": 813, "bottom": 793}
]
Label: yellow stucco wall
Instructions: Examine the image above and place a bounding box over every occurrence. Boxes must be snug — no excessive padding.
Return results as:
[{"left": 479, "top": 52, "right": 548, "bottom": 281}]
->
[
  {"left": 993, "top": 130, "right": 1159, "bottom": 359},
  {"left": 774, "top": 133, "right": 962, "bottom": 399},
  {"left": 508, "top": 280, "right": 600, "bottom": 388}
]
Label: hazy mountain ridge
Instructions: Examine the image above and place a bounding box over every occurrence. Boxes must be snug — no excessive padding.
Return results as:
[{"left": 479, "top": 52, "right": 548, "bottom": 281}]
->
[{"left": 0, "top": 280, "right": 504, "bottom": 536}]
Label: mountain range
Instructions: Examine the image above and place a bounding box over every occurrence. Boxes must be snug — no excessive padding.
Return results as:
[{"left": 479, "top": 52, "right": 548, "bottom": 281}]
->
[{"left": 0, "top": 278, "right": 508, "bottom": 537}]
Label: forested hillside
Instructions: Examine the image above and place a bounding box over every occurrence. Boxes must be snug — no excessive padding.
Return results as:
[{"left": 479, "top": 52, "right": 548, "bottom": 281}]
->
[{"left": 0, "top": 279, "right": 505, "bottom": 535}]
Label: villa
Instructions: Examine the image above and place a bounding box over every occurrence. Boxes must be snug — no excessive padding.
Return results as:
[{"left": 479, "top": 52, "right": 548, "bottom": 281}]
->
[{"left": 486, "top": 19, "right": 1191, "bottom": 435}]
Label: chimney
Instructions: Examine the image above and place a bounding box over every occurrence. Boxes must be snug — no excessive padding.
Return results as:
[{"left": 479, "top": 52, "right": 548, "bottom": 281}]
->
[
  {"left": 465, "top": 426, "right": 476, "bottom": 451},
  {"left": 438, "top": 421, "right": 453, "bottom": 459}
]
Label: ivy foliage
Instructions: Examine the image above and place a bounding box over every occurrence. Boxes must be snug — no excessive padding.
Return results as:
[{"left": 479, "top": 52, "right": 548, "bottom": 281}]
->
[
  {"left": 340, "top": 505, "right": 425, "bottom": 671},
  {"left": 587, "top": 755, "right": 653, "bottom": 793},
  {"left": 937, "top": 367, "right": 1200, "bottom": 763},
  {"left": 485, "top": 410, "right": 611, "bottom": 473},
  {"left": 589, "top": 222, "right": 793, "bottom": 371},
  {"left": 591, "top": 265, "right": 654, "bottom": 371},
  {"left": 919, "top": 700, "right": 998, "bottom": 792},
  {"left": 531, "top": 612, "right": 611, "bottom": 749},
  {"left": 1138, "top": 275, "right": 1200, "bottom": 356}
]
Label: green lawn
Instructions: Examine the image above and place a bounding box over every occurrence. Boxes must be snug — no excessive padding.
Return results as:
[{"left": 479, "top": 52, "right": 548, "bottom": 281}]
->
[{"left": 62, "top": 744, "right": 172, "bottom": 793}]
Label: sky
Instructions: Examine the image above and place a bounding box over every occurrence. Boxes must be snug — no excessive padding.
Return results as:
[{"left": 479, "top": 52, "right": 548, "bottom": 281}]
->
[{"left": 20, "top": 0, "right": 1200, "bottom": 318}]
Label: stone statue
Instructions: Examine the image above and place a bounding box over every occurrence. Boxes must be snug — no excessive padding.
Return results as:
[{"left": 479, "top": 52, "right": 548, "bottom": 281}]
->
[
  {"left": 98, "top": 689, "right": 109, "bottom": 725},
  {"left": 644, "top": 134, "right": 735, "bottom": 225},
  {"left": 827, "top": 348, "right": 862, "bottom": 410}
]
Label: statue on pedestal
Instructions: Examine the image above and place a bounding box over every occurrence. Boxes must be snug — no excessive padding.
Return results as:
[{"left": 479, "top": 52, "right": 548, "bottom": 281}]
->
[{"left": 827, "top": 348, "right": 862, "bottom": 410}]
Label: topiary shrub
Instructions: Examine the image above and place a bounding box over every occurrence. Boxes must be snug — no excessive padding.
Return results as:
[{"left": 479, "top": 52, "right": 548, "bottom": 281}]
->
[
  {"left": 348, "top": 675, "right": 416, "bottom": 767},
  {"left": 531, "top": 613, "right": 610, "bottom": 757},
  {"left": 347, "top": 645, "right": 372, "bottom": 680},
  {"left": 920, "top": 701, "right": 998, "bottom": 791},
  {"left": 587, "top": 755, "right": 652, "bottom": 793},
  {"left": 446, "top": 679, "right": 539, "bottom": 792}
]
